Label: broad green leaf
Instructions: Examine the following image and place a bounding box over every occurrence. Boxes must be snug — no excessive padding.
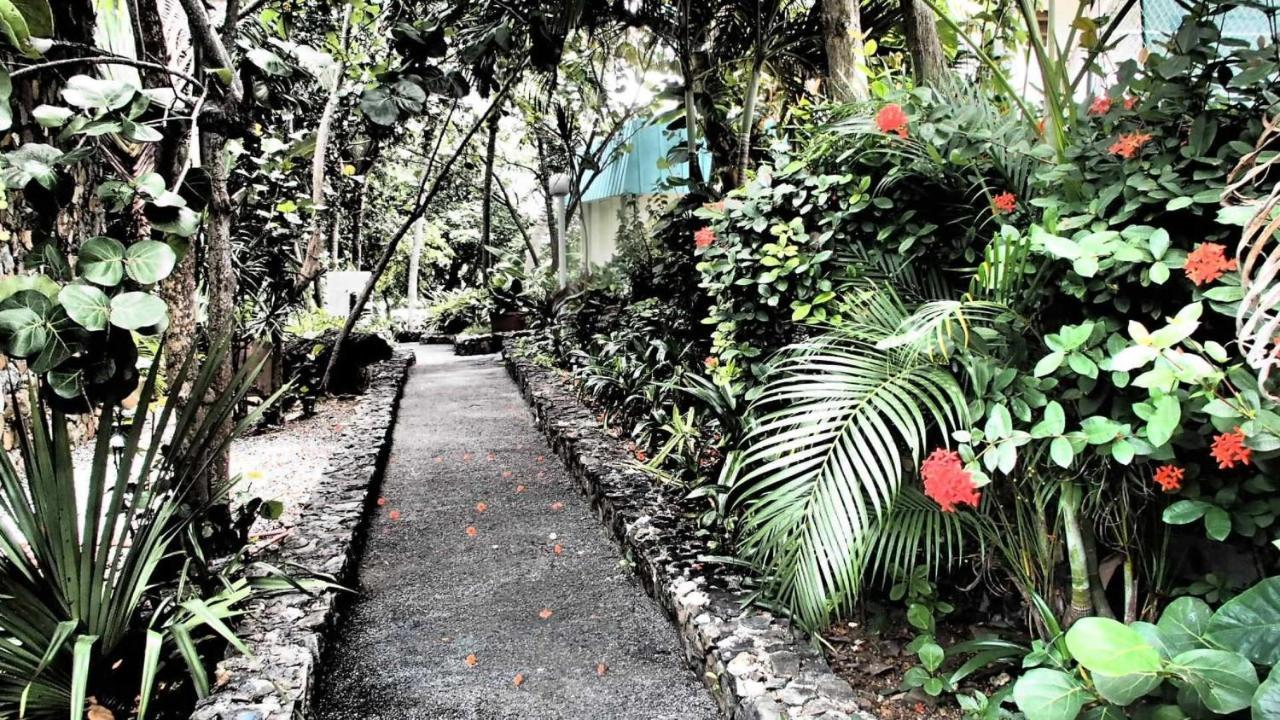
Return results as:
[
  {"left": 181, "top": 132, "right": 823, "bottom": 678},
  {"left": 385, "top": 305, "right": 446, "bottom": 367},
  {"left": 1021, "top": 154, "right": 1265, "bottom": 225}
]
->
[
  {"left": 1, "top": 143, "right": 62, "bottom": 189},
  {"left": 1065, "top": 617, "right": 1162, "bottom": 676},
  {"left": 61, "top": 74, "right": 136, "bottom": 110},
  {"left": 1253, "top": 664, "right": 1280, "bottom": 720},
  {"left": 1204, "top": 506, "right": 1232, "bottom": 541},
  {"left": 1147, "top": 394, "right": 1181, "bottom": 447},
  {"left": 0, "top": 306, "right": 46, "bottom": 356},
  {"left": 109, "top": 291, "right": 167, "bottom": 330},
  {"left": 79, "top": 236, "right": 126, "bottom": 285},
  {"left": 1013, "top": 668, "right": 1089, "bottom": 720},
  {"left": 247, "top": 48, "right": 294, "bottom": 76},
  {"left": 1171, "top": 648, "right": 1258, "bottom": 715},
  {"left": 58, "top": 283, "right": 110, "bottom": 331},
  {"left": 124, "top": 240, "right": 177, "bottom": 284},
  {"left": 1157, "top": 597, "right": 1212, "bottom": 657},
  {"left": 1050, "top": 436, "right": 1074, "bottom": 468},
  {"left": 1163, "top": 500, "right": 1210, "bottom": 525},
  {"left": 0, "top": 0, "right": 33, "bottom": 56},
  {"left": 1206, "top": 577, "right": 1280, "bottom": 665},
  {"left": 1094, "top": 671, "right": 1160, "bottom": 706},
  {"left": 31, "top": 103, "right": 75, "bottom": 129}
]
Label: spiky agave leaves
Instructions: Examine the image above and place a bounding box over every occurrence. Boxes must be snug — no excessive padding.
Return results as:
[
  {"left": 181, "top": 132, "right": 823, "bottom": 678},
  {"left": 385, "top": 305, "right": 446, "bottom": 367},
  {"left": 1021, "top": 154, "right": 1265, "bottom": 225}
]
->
[
  {"left": 0, "top": 337, "right": 282, "bottom": 719},
  {"left": 723, "top": 332, "right": 970, "bottom": 629}
]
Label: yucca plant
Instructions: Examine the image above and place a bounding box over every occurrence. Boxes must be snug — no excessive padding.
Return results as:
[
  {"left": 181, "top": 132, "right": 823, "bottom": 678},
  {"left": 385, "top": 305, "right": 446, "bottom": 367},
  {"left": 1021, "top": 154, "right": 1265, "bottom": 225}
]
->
[{"left": 0, "top": 338, "right": 292, "bottom": 719}]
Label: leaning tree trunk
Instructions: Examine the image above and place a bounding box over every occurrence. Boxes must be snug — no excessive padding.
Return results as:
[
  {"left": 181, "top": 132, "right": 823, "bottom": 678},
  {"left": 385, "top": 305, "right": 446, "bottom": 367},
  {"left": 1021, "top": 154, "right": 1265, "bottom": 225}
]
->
[
  {"left": 901, "top": 0, "right": 948, "bottom": 85},
  {"left": 479, "top": 113, "right": 499, "bottom": 273},
  {"left": 822, "top": 0, "right": 870, "bottom": 101},
  {"left": 407, "top": 219, "right": 423, "bottom": 308},
  {"left": 736, "top": 57, "right": 763, "bottom": 178}
]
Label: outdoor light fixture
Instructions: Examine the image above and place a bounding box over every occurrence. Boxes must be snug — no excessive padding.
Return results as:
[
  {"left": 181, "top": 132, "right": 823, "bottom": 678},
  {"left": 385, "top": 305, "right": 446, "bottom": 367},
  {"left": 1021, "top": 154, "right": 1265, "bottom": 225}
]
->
[{"left": 549, "top": 172, "right": 571, "bottom": 290}]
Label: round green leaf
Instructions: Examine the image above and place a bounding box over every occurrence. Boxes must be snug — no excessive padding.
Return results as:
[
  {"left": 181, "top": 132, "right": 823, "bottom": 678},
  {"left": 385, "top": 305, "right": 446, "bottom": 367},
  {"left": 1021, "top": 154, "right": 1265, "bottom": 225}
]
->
[
  {"left": 1094, "top": 671, "right": 1161, "bottom": 706},
  {"left": 1013, "top": 668, "right": 1088, "bottom": 720},
  {"left": 1253, "top": 664, "right": 1280, "bottom": 719},
  {"left": 1206, "top": 576, "right": 1280, "bottom": 665},
  {"left": 58, "top": 284, "right": 110, "bottom": 331},
  {"left": 1156, "top": 597, "right": 1212, "bottom": 657},
  {"left": 0, "top": 305, "right": 45, "bottom": 356},
  {"left": 109, "top": 292, "right": 166, "bottom": 330},
  {"left": 79, "top": 236, "right": 125, "bottom": 286},
  {"left": 1065, "top": 617, "right": 1162, "bottom": 677},
  {"left": 61, "top": 75, "right": 136, "bottom": 110},
  {"left": 123, "top": 240, "right": 176, "bottom": 284},
  {"left": 1171, "top": 648, "right": 1258, "bottom": 714}
]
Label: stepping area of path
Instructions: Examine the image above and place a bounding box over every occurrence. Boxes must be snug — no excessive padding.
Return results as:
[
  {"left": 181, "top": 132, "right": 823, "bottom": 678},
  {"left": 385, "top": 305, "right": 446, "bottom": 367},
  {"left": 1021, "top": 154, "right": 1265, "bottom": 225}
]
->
[{"left": 315, "top": 345, "right": 719, "bottom": 720}]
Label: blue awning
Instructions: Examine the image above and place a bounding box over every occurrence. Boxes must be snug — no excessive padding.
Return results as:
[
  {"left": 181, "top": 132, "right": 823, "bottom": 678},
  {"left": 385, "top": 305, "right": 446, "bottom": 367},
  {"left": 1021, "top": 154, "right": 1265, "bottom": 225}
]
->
[{"left": 579, "top": 118, "right": 713, "bottom": 203}]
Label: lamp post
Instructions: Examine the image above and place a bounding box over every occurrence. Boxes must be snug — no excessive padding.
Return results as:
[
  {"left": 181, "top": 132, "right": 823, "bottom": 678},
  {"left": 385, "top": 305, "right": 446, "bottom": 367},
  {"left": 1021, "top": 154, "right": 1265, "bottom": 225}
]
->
[{"left": 549, "top": 172, "right": 571, "bottom": 290}]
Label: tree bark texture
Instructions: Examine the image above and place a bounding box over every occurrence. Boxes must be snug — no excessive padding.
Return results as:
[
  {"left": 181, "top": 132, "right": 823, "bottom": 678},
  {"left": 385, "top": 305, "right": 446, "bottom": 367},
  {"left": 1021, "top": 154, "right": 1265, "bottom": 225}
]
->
[
  {"left": 901, "top": 0, "right": 948, "bottom": 86},
  {"left": 821, "top": 0, "right": 870, "bottom": 101}
]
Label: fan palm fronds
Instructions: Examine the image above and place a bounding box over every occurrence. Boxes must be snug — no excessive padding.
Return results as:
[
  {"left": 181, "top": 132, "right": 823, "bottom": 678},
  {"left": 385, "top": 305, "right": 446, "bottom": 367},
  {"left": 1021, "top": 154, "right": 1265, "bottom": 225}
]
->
[{"left": 724, "top": 332, "right": 969, "bottom": 628}]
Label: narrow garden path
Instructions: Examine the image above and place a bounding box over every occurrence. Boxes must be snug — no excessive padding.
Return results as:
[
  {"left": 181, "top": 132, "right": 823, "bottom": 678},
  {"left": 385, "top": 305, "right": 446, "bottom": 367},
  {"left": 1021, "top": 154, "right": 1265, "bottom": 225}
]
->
[{"left": 315, "top": 345, "right": 719, "bottom": 720}]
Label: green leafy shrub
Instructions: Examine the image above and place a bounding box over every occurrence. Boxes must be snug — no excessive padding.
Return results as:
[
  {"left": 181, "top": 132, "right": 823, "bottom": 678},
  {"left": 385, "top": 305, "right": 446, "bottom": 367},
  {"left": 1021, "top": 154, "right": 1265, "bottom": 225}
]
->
[{"left": 424, "top": 287, "right": 491, "bottom": 334}]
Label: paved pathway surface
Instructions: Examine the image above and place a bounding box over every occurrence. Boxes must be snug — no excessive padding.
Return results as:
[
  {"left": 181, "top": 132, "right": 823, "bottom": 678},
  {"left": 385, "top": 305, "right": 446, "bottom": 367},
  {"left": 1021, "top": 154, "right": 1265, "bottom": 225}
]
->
[{"left": 315, "top": 345, "right": 719, "bottom": 720}]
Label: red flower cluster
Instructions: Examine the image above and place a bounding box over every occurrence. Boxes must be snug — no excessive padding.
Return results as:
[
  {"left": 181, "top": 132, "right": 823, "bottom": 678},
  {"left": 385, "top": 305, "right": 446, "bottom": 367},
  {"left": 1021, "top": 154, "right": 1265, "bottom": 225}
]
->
[
  {"left": 876, "top": 103, "right": 909, "bottom": 138},
  {"left": 695, "top": 226, "right": 716, "bottom": 249},
  {"left": 704, "top": 355, "right": 719, "bottom": 369},
  {"left": 1124, "top": 96, "right": 1139, "bottom": 110},
  {"left": 1088, "top": 96, "right": 1113, "bottom": 115},
  {"left": 1184, "top": 242, "right": 1238, "bottom": 286},
  {"left": 921, "top": 449, "right": 981, "bottom": 512},
  {"left": 1153, "top": 464, "right": 1184, "bottom": 492},
  {"left": 1108, "top": 132, "right": 1154, "bottom": 159},
  {"left": 993, "top": 191, "right": 1017, "bottom": 214},
  {"left": 1211, "top": 428, "right": 1252, "bottom": 469}
]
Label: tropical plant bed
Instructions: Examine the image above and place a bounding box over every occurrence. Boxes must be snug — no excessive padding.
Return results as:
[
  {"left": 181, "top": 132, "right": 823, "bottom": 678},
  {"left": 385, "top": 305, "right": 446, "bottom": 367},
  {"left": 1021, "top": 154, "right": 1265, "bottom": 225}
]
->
[
  {"left": 503, "top": 340, "right": 872, "bottom": 720},
  {"left": 189, "top": 351, "right": 414, "bottom": 720}
]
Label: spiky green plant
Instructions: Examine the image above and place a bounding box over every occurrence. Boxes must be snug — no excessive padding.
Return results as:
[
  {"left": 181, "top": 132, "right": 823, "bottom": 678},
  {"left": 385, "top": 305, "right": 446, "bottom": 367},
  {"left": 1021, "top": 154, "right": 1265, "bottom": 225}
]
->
[{"left": 0, "top": 338, "right": 291, "bottom": 719}]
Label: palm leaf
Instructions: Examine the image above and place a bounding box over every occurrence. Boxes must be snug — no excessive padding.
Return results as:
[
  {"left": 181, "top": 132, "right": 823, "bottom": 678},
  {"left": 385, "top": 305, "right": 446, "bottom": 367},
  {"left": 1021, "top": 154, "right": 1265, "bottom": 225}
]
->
[{"left": 725, "top": 332, "right": 969, "bottom": 629}]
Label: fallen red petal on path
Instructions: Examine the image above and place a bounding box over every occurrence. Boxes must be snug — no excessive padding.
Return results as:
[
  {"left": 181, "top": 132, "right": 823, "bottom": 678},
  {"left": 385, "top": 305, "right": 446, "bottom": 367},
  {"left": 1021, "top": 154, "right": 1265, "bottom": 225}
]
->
[
  {"left": 464, "top": 654, "right": 478, "bottom": 667},
  {"left": 377, "top": 497, "right": 387, "bottom": 506},
  {"left": 463, "top": 452, "right": 473, "bottom": 462},
  {"left": 552, "top": 543, "right": 563, "bottom": 555},
  {"left": 536, "top": 455, "right": 544, "bottom": 463},
  {"left": 596, "top": 662, "right": 608, "bottom": 676},
  {"left": 550, "top": 502, "right": 564, "bottom": 511},
  {"left": 513, "top": 673, "right": 525, "bottom": 687},
  {"left": 388, "top": 510, "right": 401, "bottom": 520},
  {"left": 433, "top": 456, "right": 443, "bottom": 463},
  {"left": 502, "top": 470, "right": 513, "bottom": 479},
  {"left": 475, "top": 502, "right": 488, "bottom": 513},
  {"left": 538, "top": 608, "right": 553, "bottom": 619},
  {"left": 465, "top": 526, "right": 478, "bottom": 537}
]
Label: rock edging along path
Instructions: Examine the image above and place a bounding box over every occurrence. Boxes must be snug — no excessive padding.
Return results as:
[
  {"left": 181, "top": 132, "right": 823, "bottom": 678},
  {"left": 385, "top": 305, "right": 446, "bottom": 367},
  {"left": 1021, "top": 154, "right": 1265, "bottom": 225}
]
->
[
  {"left": 503, "top": 340, "right": 873, "bottom": 720},
  {"left": 313, "top": 345, "right": 719, "bottom": 720},
  {"left": 190, "top": 351, "right": 414, "bottom": 720}
]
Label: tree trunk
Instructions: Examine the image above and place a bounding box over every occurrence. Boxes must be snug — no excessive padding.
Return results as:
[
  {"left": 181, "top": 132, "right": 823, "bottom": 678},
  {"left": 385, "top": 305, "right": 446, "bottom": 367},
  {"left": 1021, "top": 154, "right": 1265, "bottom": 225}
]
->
[
  {"left": 295, "top": 5, "right": 352, "bottom": 294},
  {"left": 901, "top": 0, "right": 948, "bottom": 86},
  {"left": 1060, "top": 482, "right": 1094, "bottom": 627},
  {"left": 479, "top": 113, "right": 499, "bottom": 273},
  {"left": 534, "top": 131, "right": 558, "bottom": 269},
  {"left": 822, "top": 0, "right": 870, "bottom": 101},
  {"left": 198, "top": 127, "right": 237, "bottom": 503},
  {"left": 737, "top": 58, "right": 763, "bottom": 178},
  {"left": 407, "top": 219, "right": 423, "bottom": 308}
]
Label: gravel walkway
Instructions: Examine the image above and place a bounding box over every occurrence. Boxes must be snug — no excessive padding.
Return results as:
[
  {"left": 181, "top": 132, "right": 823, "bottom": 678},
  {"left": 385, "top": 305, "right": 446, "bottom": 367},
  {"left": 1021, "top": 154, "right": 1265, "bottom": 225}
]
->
[{"left": 314, "top": 345, "right": 719, "bottom": 720}]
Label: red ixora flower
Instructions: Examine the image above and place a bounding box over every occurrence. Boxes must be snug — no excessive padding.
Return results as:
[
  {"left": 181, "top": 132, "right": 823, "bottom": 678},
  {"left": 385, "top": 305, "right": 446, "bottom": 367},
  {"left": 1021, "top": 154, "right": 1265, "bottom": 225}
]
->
[
  {"left": 993, "top": 191, "right": 1017, "bottom": 214},
  {"left": 1211, "top": 428, "right": 1252, "bottom": 469},
  {"left": 1124, "top": 96, "right": 1139, "bottom": 110},
  {"left": 694, "top": 226, "right": 716, "bottom": 249},
  {"left": 1108, "top": 132, "right": 1154, "bottom": 159},
  {"left": 1089, "top": 96, "right": 1113, "bottom": 115},
  {"left": 921, "top": 449, "right": 981, "bottom": 512},
  {"left": 1153, "top": 464, "right": 1184, "bottom": 492},
  {"left": 705, "top": 355, "right": 719, "bottom": 369},
  {"left": 1184, "top": 242, "right": 1238, "bottom": 286},
  {"left": 875, "top": 103, "right": 909, "bottom": 138}
]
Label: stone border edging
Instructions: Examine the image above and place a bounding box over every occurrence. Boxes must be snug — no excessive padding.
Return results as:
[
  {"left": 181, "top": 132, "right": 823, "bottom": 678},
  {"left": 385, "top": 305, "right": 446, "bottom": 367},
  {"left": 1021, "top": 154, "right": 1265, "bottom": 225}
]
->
[
  {"left": 190, "top": 350, "right": 415, "bottom": 720},
  {"left": 503, "top": 341, "right": 873, "bottom": 720}
]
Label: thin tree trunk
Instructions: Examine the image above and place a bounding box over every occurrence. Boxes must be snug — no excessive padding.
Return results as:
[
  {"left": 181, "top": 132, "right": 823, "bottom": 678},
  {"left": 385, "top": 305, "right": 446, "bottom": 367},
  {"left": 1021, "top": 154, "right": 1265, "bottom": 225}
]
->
[
  {"left": 322, "top": 75, "right": 519, "bottom": 390},
  {"left": 737, "top": 58, "right": 763, "bottom": 178},
  {"left": 494, "top": 174, "right": 537, "bottom": 265},
  {"left": 407, "top": 219, "right": 423, "bottom": 308},
  {"left": 822, "top": 0, "right": 870, "bottom": 101},
  {"left": 534, "top": 131, "right": 558, "bottom": 269},
  {"left": 479, "top": 113, "right": 499, "bottom": 273},
  {"left": 296, "top": 5, "right": 352, "bottom": 293},
  {"left": 1060, "top": 482, "right": 1094, "bottom": 626},
  {"left": 901, "top": 0, "right": 948, "bottom": 86}
]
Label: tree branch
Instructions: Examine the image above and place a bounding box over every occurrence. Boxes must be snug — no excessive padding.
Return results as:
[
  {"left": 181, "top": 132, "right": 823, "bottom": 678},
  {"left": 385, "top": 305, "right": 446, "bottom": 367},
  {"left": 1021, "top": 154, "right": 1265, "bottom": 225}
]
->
[{"left": 176, "top": 0, "right": 245, "bottom": 102}]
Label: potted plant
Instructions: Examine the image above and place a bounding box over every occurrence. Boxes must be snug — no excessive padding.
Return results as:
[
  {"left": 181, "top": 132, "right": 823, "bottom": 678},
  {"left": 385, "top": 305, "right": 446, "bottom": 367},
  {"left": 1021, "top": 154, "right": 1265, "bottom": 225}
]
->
[{"left": 488, "top": 252, "right": 529, "bottom": 332}]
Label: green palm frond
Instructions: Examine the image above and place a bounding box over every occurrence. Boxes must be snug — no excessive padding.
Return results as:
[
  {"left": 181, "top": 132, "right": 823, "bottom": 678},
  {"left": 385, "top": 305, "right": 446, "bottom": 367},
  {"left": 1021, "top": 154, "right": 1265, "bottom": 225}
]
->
[
  {"left": 851, "top": 487, "right": 983, "bottom": 592},
  {"left": 875, "top": 298, "right": 1012, "bottom": 360},
  {"left": 725, "top": 332, "right": 969, "bottom": 629}
]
